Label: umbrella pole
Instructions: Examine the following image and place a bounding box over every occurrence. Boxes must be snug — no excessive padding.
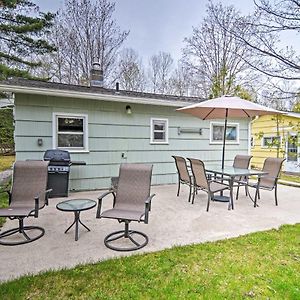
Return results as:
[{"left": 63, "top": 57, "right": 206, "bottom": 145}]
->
[{"left": 222, "top": 108, "right": 228, "bottom": 169}]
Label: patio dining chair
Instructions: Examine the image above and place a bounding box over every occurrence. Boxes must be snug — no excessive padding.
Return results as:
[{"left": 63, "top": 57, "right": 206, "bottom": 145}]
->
[
  {"left": 172, "top": 155, "right": 193, "bottom": 202},
  {"left": 248, "top": 157, "right": 285, "bottom": 207},
  {"left": 187, "top": 158, "right": 233, "bottom": 211},
  {"left": 96, "top": 163, "right": 155, "bottom": 251},
  {"left": 0, "top": 161, "right": 51, "bottom": 245},
  {"left": 233, "top": 155, "right": 253, "bottom": 200}
]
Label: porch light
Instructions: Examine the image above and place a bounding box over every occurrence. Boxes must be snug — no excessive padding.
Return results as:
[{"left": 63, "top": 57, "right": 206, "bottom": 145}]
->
[{"left": 126, "top": 105, "right": 132, "bottom": 115}]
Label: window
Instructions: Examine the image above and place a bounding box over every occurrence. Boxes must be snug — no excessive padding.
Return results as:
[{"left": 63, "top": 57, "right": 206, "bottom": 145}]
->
[
  {"left": 53, "top": 113, "right": 88, "bottom": 151},
  {"left": 251, "top": 136, "right": 254, "bottom": 148},
  {"left": 262, "top": 136, "right": 281, "bottom": 148},
  {"left": 287, "top": 135, "right": 298, "bottom": 161},
  {"left": 210, "top": 122, "right": 239, "bottom": 144},
  {"left": 150, "top": 118, "right": 168, "bottom": 144}
]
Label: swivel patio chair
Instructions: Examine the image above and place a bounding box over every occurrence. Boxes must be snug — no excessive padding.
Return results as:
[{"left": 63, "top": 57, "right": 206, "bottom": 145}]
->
[
  {"left": 96, "top": 163, "right": 155, "bottom": 251},
  {"left": 187, "top": 158, "right": 233, "bottom": 211},
  {"left": 248, "top": 157, "right": 285, "bottom": 207},
  {"left": 172, "top": 155, "right": 193, "bottom": 202},
  {"left": 0, "top": 161, "right": 51, "bottom": 245},
  {"left": 233, "top": 155, "right": 253, "bottom": 200}
]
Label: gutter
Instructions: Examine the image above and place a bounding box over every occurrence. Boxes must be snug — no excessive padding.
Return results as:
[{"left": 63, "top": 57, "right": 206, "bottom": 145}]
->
[{"left": 0, "top": 84, "right": 191, "bottom": 108}]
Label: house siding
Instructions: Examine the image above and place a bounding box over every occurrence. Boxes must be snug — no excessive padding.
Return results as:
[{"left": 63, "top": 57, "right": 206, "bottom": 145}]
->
[
  {"left": 251, "top": 114, "right": 300, "bottom": 172},
  {"left": 15, "top": 93, "right": 250, "bottom": 190}
]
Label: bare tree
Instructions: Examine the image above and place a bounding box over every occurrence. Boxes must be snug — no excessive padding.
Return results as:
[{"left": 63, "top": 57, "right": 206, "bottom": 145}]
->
[
  {"left": 48, "top": 0, "right": 129, "bottom": 85},
  {"left": 148, "top": 51, "right": 174, "bottom": 94},
  {"left": 112, "top": 48, "right": 146, "bottom": 91},
  {"left": 229, "top": 0, "right": 300, "bottom": 81},
  {"left": 167, "top": 62, "right": 193, "bottom": 96},
  {"left": 182, "top": 2, "right": 257, "bottom": 98}
]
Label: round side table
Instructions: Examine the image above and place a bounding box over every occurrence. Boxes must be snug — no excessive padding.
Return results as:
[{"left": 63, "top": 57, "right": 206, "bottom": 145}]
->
[{"left": 56, "top": 199, "right": 96, "bottom": 241}]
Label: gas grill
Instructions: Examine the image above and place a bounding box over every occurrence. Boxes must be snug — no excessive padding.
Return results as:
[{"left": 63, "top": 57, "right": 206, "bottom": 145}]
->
[
  {"left": 44, "top": 149, "right": 71, "bottom": 198},
  {"left": 43, "top": 149, "right": 86, "bottom": 198}
]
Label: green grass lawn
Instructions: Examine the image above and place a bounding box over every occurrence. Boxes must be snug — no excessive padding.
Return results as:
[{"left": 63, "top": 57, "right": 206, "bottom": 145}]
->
[
  {"left": 0, "top": 155, "right": 14, "bottom": 172},
  {"left": 0, "top": 186, "right": 9, "bottom": 227},
  {"left": 0, "top": 155, "right": 14, "bottom": 226},
  {"left": 280, "top": 173, "right": 300, "bottom": 184},
  {"left": 0, "top": 224, "right": 299, "bottom": 299}
]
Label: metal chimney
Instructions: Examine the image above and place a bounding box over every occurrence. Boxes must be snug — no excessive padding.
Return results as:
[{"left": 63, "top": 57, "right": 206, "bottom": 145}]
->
[{"left": 90, "top": 62, "right": 103, "bottom": 87}]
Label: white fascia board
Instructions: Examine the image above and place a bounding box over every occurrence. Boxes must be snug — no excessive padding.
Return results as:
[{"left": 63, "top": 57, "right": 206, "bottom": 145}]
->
[{"left": 0, "top": 84, "right": 191, "bottom": 108}]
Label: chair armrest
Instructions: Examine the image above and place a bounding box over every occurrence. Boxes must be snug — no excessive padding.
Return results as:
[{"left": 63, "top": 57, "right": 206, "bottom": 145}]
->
[
  {"left": 34, "top": 189, "right": 53, "bottom": 217},
  {"left": 144, "top": 194, "right": 156, "bottom": 224},
  {"left": 96, "top": 190, "right": 115, "bottom": 218}
]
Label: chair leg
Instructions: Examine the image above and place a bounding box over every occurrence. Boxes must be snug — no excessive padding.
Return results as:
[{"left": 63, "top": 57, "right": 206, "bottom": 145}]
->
[
  {"left": 254, "top": 187, "right": 259, "bottom": 207},
  {"left": 236, "top": 184, "right": 240, "bottom": 200},
  {"left": 192, "top": 185, "right": 196, "bottom": 204},
  {"left": 244, "top": 177, "right": 248, "bottom": 196},
  {"left": 245, "top": 182, "right": 249, "bottom": 197},
  {"left": 0, "top": 218, "right": 45, "bottom": 246},
  {"left": 104, "top": 221, "right": 148, "bottom": 251},
  {"left": 177, "top": 178, "right": 180, "bottom": 197},
  {"left": 206, "top": 193, "right": 211, "bottom": 212},
  {"left": 275, "top": 185, "right": 278, "bottom": 206},
  {"left": 188, "top": 183, "right": 192, "bottom": 203}
]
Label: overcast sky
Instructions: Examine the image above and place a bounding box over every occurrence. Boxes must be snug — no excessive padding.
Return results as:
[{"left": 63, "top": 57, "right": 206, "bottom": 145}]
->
[{"left": 35, "top": 0, "right": 257, "bottom": 62}]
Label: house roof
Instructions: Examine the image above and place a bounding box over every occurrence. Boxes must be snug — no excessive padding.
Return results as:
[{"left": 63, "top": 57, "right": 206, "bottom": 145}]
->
[
  {"left": 0, "top": 78, "right": 204, "bottom": 108},
  {"left": 286, "top": 112, "right": 300, "bottom": 119}
]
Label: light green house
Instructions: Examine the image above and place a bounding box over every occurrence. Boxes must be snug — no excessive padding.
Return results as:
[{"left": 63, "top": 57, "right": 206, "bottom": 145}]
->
[{"left": 0, "top": 78, "right": 250, "bottom": 191}]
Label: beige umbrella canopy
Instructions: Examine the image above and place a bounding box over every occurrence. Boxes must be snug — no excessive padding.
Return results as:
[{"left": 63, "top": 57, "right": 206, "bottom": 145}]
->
[{"left": 177, "top": 95, "right": 283, "bottom": 168}]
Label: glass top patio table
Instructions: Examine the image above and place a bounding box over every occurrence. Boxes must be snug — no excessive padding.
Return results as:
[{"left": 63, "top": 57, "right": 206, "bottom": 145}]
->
[
  {"left": 204, "top": 165, "right": 268, "bottom": 206},
  {"left": 205, "top": 165, "right": 268, "bottom": 178},
  {"left": 56, "top": 199, "right": 96, "bottom": 241}
]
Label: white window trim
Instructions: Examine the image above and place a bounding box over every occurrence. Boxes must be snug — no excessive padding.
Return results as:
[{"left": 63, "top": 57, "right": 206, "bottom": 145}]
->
[
  {"left": 150, "top": 118, "right": 169, "bottom": 144},
  {"left": 52, "top": 112, "right": 89, "bottom": 153},
  {"left": 209, "top": 122, "right": 240, "bottom": 145},
  {"left": 261, "top": 135, "right": 281, "bottom": 149}
]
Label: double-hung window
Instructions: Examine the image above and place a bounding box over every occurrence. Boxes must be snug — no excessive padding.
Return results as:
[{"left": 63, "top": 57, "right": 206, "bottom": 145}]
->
[
  {"left": 262, "top": 136, "right": 281, "bottom": 148},
  {"left": 150, "top": 118, "right": 169, "bottom": 144},
  {"left": 210, "top": 122, "right": 239, "bottom": 144},
  {"left": 53, "top": 113, "right": 88, "bottom": 152}
]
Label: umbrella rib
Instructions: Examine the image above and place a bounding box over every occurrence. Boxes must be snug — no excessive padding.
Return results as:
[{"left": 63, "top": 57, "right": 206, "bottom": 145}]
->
[
  {"left": 203, "top": 108, "right": 215, "bottom": 120},
  {"left": 242, "top": 109, "right": 251, "bottom": 118}
]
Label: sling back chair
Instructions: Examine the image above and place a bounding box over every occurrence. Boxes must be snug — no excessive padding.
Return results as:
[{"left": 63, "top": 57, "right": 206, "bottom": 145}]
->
[
  {"left": 187, "top": 158, "right": 233, "bottom": 211},
  {"left": 172, "top": 155, "right": 193, "bottom": 202},
  {"left": 96, "top": 163, "right": 155, "bottom": 251},
  {"left": 248, "top": 157, "right": 285, "bottom": 207},
  {"left": 232, "top": 155, "right": 253, "bottom": 200},
  {"left": 0, "top": 161, "right": 51, "bottom": 245}
]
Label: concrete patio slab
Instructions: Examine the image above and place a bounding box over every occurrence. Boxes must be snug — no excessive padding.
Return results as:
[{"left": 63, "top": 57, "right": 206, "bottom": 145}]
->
[{"left": 0, "top": 183, "right": 299, "bottom": 282}]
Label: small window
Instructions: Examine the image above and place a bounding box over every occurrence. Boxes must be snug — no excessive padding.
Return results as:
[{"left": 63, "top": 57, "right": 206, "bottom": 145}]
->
[
  {"left": 53, "top": 113, "right": 88, "bottom": 151},
  {"left": 287, "top": 135, "right": 298, "bottom": 161},
  {"left": 210, "top": 122, "right": 239, "bottom": 144},
  {"left": 251, "top": 136, "right": 254, "bottom": 148},
  {"left": 262, "top": 136, "right": 281, "bottom": 148},
  {"left": 150, "top": 118, "right": 168, "bottom": 144}
]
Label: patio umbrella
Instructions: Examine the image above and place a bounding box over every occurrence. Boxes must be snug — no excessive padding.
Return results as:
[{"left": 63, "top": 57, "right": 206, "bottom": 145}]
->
[{"left": 177, "top": 95, "right": 282, "bottom": 169}]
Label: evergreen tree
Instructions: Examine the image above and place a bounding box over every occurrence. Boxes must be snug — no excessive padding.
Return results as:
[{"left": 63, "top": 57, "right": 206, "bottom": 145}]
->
[{"left": 0, "top": 0, "right": 56, "bottom": 79}]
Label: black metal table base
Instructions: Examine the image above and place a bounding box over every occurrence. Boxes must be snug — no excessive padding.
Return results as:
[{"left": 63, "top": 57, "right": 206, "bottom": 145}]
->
[
  {"left": 212, "top": 195, "right": 230, "bottom": 202},
  {"left": 65, "top": 211, "right": 90, "bottom": 241}
]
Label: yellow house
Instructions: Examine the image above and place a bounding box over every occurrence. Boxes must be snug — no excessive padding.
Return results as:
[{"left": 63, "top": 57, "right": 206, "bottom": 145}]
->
[{"left": 251, "top": 112, "right": 300, "bottom": 173}]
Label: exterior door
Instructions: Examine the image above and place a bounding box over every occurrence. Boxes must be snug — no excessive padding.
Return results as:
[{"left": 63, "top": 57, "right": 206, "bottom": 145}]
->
[{"left": 285, "top": 134, "right": 300, "bottom": 173}]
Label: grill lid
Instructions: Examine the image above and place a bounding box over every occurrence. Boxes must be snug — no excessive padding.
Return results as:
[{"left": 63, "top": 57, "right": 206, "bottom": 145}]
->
[{"left": 43, "top": 149, "right": 71, "bottom": 164}]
